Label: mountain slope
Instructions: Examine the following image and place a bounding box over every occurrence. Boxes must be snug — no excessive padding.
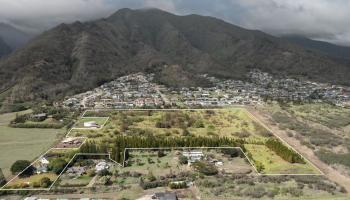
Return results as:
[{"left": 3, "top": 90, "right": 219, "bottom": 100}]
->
[
  {"left": 283, "top": 35, "right": 350, "bottom": 61},
  {"left": 0, "top": 37, "right": 11, "bottom": 58},
  {"left": 0, "top": 8, "right": 349, "bottom": 102}
]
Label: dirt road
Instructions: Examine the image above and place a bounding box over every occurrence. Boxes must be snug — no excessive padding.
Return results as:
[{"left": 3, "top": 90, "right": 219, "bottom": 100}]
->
[{"left": 247, "top": 108, "right": 350, "bottom": 193}]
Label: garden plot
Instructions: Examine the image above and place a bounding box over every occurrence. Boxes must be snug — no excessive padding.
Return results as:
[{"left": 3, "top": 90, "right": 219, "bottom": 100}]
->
[{"left": 1, "top": 149, "right": 74, "bottom": 190}]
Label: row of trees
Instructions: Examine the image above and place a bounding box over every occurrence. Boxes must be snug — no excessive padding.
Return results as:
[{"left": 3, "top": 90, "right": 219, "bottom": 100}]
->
[
  {"left": 265, "top": 139, "right": 305, "bottom": 164},
  {"left": 79, "top": 136, "right": 245, "bottom": 164}
]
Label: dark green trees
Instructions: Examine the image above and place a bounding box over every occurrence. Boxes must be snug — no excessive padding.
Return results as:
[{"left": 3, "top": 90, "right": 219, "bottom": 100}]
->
[{"left": 266, "top": 139, "right": 305, "bottom": 164}]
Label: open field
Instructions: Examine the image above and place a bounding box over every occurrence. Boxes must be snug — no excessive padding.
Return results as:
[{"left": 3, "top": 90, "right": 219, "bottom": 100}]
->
[
  {"left": 245, "top": 144, "right": 320, "bottom": 174},
  {"left": 0, "top": 126, "right": 64, "bottom": 178},
  {"left": 5, "top": 173, "right": 58, "bottom": 189},
  {"left": 0, "top": 110, "right": 32, "bottom": 126},
  {"left": 75, "top": 109, "right": 271, "bottom": 141}
]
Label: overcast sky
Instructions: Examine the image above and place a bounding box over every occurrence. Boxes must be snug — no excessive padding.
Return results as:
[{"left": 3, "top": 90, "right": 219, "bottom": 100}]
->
[{"left": 0, "top": 0, "right": 349, "bottom": 46}]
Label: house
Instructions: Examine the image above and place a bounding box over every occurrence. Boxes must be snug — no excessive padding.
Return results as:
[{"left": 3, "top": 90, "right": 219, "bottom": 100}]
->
[
  {"left": 66, "top": 166, "right": 86, "bottom": 177},
  {"left": 84, "top": 121, "right": 100, "bottom": 128},
  {"left": 182, "top": 150, "right": 204, "bottom": 165},
  {"left": 95, "top": 161, "right": 109, "bottom": 172},
  {"left": 33, "top": 113, "right": 47, "bottom": 121},
  {"left": 152, "top": 192, "right": 178, "bottom": 200},
  {"left": 39, "top": 157, "right": 50, "bottom": 165}
]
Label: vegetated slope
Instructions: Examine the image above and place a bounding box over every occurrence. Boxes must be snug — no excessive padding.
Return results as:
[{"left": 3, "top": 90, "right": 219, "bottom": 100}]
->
[
  {"left": 0, "top": 8, "right": 349, "bottom": 102},
  {"left": 0, "top": 37, "right": 11, "bottom": 58},
  {"left": 283, "top": 35, "right": 350, "bottom": 61}
]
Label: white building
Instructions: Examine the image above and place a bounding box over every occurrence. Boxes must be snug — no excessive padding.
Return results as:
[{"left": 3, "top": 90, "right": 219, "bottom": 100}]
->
[
  {"left": 95, "top": 161, "right": 109, "bottom": 172},
  {"left": 84, "top": 121, "right": 99, "bottom": 128},
  {"left": 182, "top": 150, "right": 204, "bottom": 165}
]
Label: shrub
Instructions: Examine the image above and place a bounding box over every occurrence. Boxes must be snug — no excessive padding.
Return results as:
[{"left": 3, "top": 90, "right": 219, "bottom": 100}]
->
[
  {"left": 221, "top": 148, "right": 241, "bottom": 157},
  {"left": 48, "top": 158, "right": 68, "bottom": 174},
  {"left": 10, "top": 160, "right": 33, "bottom": 176},
  {"left": 169, "top": 181, "right": 187, "bottom": 189},
  {"left": 192, "top": 161, "right": 218, "bottom": 176},
  {"left": 179, "top": 156, "right": 188, "bottom": 165},
  {"left": 39, "top": 177, "right": 52, "bottom": 188}
]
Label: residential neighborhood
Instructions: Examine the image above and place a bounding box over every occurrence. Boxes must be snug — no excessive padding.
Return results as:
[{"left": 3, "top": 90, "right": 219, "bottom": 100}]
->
[{"left": 60, "top": 70, "right": 350, "bottom": 109}]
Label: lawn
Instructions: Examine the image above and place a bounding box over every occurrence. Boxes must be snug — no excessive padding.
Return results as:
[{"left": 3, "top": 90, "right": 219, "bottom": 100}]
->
[
  {"left": 121, "top": 150, "right": 188, "bottom": 176},
  {"left": 59, "top": 174, "right": 93, "bottom": 187},
  {"left": 0, "top": 109, "right": 32, "bottom": 126},
  {"left": 244, "top": 144, "right": 320, "bottom": 174},
  {"left": 5, "top": 173, "right": 58, "bottom": 188},
  {"left": 0, "top": 126, "right": 64, "bottom": 178}
]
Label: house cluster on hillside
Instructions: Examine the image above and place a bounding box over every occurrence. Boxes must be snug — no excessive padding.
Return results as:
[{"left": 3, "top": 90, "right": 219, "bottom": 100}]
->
[
  {"left": 62, "top": 73, "right": 165, "bottom": 109},
  {"left": 60, "top": 70, "right": 350, "bottom": 109}
]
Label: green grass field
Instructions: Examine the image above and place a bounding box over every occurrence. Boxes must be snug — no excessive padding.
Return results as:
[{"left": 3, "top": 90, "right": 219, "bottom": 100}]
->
[
  {"left": 0, "top": 126, "right": 64, "bottom": 178},
  {"left": 245, "top": 144, "right": 320, "bottom": 174},
  {"left": 5, "top": 173, "right": 58, "bottom": 188}
]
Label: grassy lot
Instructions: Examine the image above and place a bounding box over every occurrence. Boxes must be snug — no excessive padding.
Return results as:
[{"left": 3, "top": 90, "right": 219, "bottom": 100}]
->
[
  {"left": 285, "top": 103, "right": 350, "bottom": 128},
  {"left": 197, "top": 176, "right": 348, "bottom": 200},
  {"left": 74, "top": 117, "right": 109, "bottom": 128},
  {"left": 0, "top": 126, "right": 64, "bottom": 178},
  {"left": 121, "top": 150, "right": 188, "bottom": 176},
  {"left": 59, "top": 174, "right": 93, "bottom": 187},
  {"left": 0, "top": 109, "right": 32, "bottom": 126},
  {"left": 5, "top": 173, "right": 57, "bottom": 188},
  {"left": 245, "top": 144, "right": 320, "bottom": 174}
]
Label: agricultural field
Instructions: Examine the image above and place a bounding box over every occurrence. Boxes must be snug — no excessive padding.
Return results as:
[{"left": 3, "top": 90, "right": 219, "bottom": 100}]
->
[
  {"left": 245, "top": 144, "right": 320, "bottom": 174},
  {"left": 70, "top": 108, "right": 320, "bottom": 175},
  {"left": 74, "top": 109, "right": 271, "bottom": 140},
  {"left": 0, "top": 124, "right": 64, "bottom": 178}
]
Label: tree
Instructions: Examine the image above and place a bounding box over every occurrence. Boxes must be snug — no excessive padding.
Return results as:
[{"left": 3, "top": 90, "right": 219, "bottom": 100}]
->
[
  {"left": 48, "top": 158, "right": 67, "bottom": 174},
  {"left": 10, "top": 160, "right": 33, "bottom": 176},
  {"left": 192, "top": 161, "right": 218, "bottom": 176},
  {"left": 39, "top": 177, "right": 51, "bottom": 188},
  {"left": 179, "top": 156, "right": 188, "bottom": 165},
  {"left": 157, "top": 150, "right": 166, "bottom": 158}
]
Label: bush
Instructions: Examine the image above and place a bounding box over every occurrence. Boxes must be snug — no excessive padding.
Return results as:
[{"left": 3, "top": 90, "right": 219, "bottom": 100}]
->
[
  {"left": 48, "top": 158, "right": 67, "bottom": 174},
  {"left": 179, "top": 156, "right": 188, "bottom": 165},
  {"left": 221, "top": 148, "right": 241, "bottom": 157},
  {"left": 98, "top": 169, "right": 111, "bottom": 176},
  {"left": 10, "top": 160, "right": 33, "bottom": 176},
  {"left": 169, "top": 181, "right": 187, "bottom": 189},
  {"left": 39, "top": 177, "right": 52, "bottom": 188},
  {"left": 192, "top": 161, "right": 218, "bottom": 176}
]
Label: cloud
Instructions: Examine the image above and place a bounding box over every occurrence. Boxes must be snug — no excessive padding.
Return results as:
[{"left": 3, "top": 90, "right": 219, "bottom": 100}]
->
[{"left": 0, "top": 0, "right": 349, "bottom": 45}]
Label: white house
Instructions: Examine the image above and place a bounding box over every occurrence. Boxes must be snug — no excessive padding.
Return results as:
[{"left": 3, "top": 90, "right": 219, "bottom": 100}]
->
[
  {"left": 83, "top": 121, "right": 99, "bottom": 128},
  {"left": 95, "top": 161, "right": 109, "bottom": 172},
  {"left": 39, "top": 157, "right": 50, "bottom": 165},
  {"left": 182, "top": 150, "right": 204, "bottom": 165}
]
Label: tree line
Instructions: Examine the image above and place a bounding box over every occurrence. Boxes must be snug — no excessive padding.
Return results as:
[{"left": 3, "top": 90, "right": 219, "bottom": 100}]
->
[
  {"left": 79, "top": 136, "right": 246, "bottom": 163},
  {"left": 265, "top": 139, "right": 305, "bottom": 163}
]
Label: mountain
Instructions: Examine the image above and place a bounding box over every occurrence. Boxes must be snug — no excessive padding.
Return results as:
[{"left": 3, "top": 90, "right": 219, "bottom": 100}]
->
[
  {"left": 283, "top": 35, "right": 350, "bottom": 61},
  {"left": 0, "top": 8, "right": 349, "bottom": 102},
  {"left": 0, "top": 23, "right": 33, "bottom": 51},
  {"left": 0, "top": 37, "right": 11, "bottom": 57}
]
